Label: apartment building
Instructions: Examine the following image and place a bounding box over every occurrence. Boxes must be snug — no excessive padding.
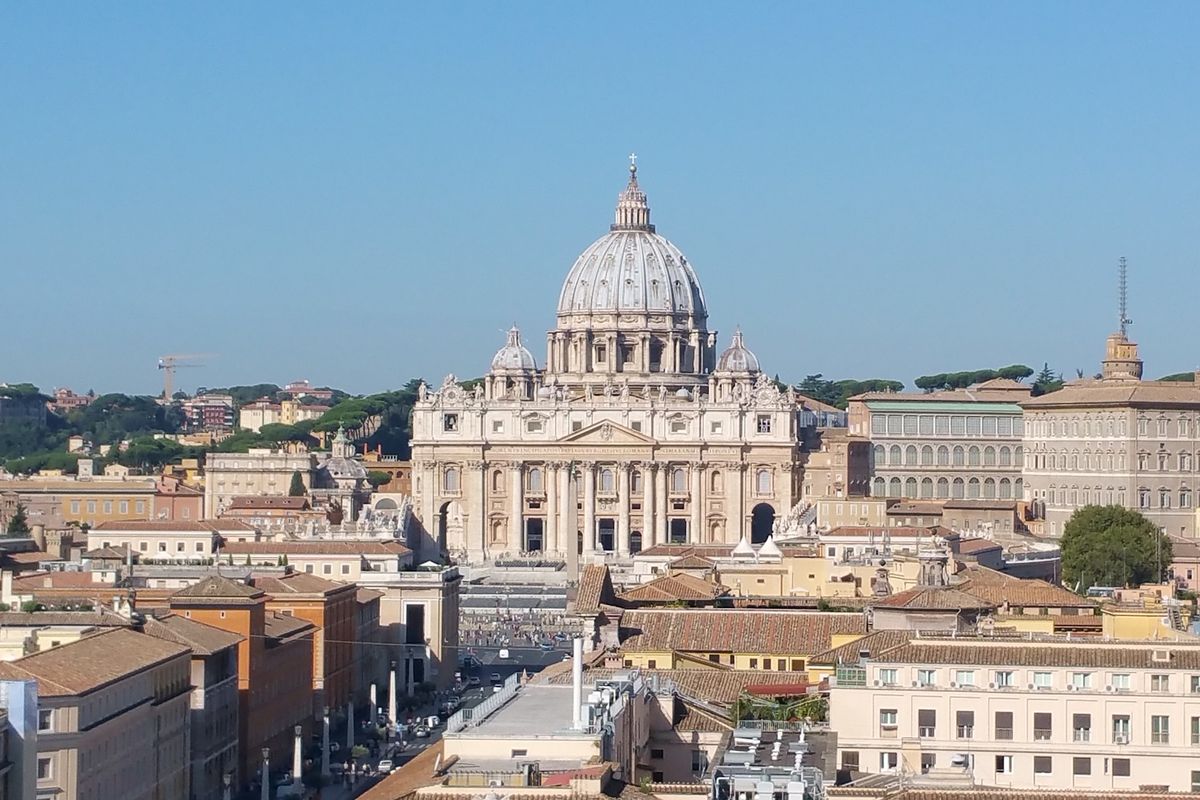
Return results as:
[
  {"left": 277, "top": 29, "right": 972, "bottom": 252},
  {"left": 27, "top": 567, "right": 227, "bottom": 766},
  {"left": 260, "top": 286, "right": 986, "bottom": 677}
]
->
[
  {"left": 219, "top": 540, "right": 412, "bottom": 578},
  {"left": 829, "top": 636, "right": 1200, "bottom": 792},
  {"left": 88, "top": 520, "right": 257, "bottom": 562},
  {"left": 203, "top": 450, "right": 317, "bottom": 517},
  {"left": 0, "top": 628, "right": 192, "bottom": 800},
  {"left": 847, "top": 380, "right": 1028, "bottom": 502}
]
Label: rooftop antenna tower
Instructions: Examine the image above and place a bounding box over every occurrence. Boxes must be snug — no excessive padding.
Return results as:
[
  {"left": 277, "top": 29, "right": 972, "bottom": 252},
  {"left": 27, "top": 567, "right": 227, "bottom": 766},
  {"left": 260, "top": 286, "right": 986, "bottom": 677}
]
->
[{"left": 1118, "top": 257, "right": 1132, "bottom": 336}]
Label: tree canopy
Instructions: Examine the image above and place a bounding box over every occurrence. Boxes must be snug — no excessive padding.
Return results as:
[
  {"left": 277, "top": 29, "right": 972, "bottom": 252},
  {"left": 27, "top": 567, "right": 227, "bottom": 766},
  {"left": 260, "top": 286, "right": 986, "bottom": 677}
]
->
[
  {"left": 795, "top": 375, "right": 904, "bottom": 409},
  {"left": 913, "top": 365, "right": 1033, "bottom": 392},
  {"left": 1061, "top": 505, "right": 1172, "bottom": 590},
  {"left": 1159, "top": 372, "right": 1196, "bottom": 383},
  {"left": 1030, "top": 363, "right": 1065, "bottom": 397},
  {"left": 288, "top": 471, "right": 306, "bottom": 496},
  {"left": 5, "top": 503, "right": 30, "bottom": 536}
]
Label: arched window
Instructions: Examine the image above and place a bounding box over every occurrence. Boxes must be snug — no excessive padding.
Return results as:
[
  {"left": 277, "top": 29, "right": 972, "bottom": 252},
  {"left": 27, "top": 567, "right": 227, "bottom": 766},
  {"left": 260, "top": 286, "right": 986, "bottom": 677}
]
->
[
  {"left": 527, "top": 467, "right": 543, "bottom": 493},
  {"left": 968, "top": 446, "right": 981, "bottom": 466},
  {"left": 953, "top": 446, "right": 965, "bottom": 466},
  {"left": 873, "top": 477, "right": 886, "bottom": 497},
  {"left": 1069, "top": 454, "right": 1078, "bottom": 470},
  {"left": 983, "top": 446, "right": 996, "bottom": 466},
  {"left": 492, "top": 470, "right": 504, "bottom": 493},
  {"left": 920, "top": 478, "right": 933, "bottom": 498},
  {"left": 936, "top": 478, "right": 949, "bottom": 498},
  {"left": 888, "top": 477, "right": 902, "bottom": 498},
  {"left": 710, "top": 471, "right": 723, "bottom": 494},
  {"left": 999, "top": 478, "right": 1012, "bottom": 499},
  {"left": 936, "top": 446, "right": 950, "bottom": 466},
  {"left": 1137, "top": 487, "right": 1150, "bottom": 509},
  {"left": 1181, "top": 452, "right": 1192, "bottom": 472},
  {"left": 756, "top": 469, "right": 772, "bottom": 495},
  {"left": 998, "top": 446, "right": 1011, "bottom": 467},
  {"left": 631, "top": 470, "right": 643, "bottom": 493},
  {"left": 967, "top": 478, "right": 981, "bottom": 499},
  {"left": 920, "top": 446, "right": 934, "bottom": 466},
  {"left": 951, "top": 478, "right": 965, "bottom": 499},
  {"left": 905, "top": 445, "right": 918, "bottom": 466},
  {"left": 671, "top": 468, "right": 686, "bottom": 493},
  {"left": 983, "top": 478, "right": 996, "bottom": 499},
  {"left": 904, "top": 477, "right": 918, "bottom": 498},
  {"left": 873, "top": 444, "right": 886, "bottom": 466},
  {"left": 889, "top": 445, "right": 902, "bottom": 465},
  {"left": 443, "top": 466, "right": 461, "bottom": 493},
  {"left": 600, "top": 468, "right": 615, "bottom": 492}
]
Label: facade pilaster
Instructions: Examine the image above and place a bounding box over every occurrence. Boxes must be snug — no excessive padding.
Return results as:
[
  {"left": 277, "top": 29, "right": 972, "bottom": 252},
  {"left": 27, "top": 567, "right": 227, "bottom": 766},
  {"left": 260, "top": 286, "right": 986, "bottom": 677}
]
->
[
  {"left": 690, "top": 462, "right": 704, "bottom": 544},
  {"left": 582, "top": 462, "right": 596, "bottom": 555},
  {"left": 617, "top": 463, "right": 631, "bottom": 555},
  {"left": 642, "top": 463, "right": 656, "bottom": 550},
  {"left": 509, "top": 463, "right": 524, "bottom": 551},
  {"left": 654, "top": 462, "right": 668, "bottom": 544},
  {"left": 467, "top": 460, "right": 486, "bottom": 560},
  {"left": 729, "top": 463, "right": 746, "bottom": 542},
  {"left": 545, "top": 461, "right": 559, "bottom": 556}
]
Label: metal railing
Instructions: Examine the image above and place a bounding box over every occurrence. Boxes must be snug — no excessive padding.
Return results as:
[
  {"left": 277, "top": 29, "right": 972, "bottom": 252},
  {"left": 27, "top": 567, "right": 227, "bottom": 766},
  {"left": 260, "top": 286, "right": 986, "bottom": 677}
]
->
[{"left": 445, "top": 673, "right": 520, "bottom": 733}]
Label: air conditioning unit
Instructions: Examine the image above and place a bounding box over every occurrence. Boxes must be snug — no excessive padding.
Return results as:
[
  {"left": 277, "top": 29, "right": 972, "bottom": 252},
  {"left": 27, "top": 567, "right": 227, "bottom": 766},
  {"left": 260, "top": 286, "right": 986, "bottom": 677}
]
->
[
  {"left": 1114, "top": 734, "right": 1129, "bottom": 745},
  {"left": 873, "top": 680, "right": 881, "bottom": 687},
  {"left": 949, "top": 682, "right": 957, "bottom": 688},
  {"left": 1105, "top": 685, "right": 1114, "bottom": 693},
  {"left": 988, "top": 683, "right": 996, "bottom": 689},
  {"left": 1066, "top": 685, "right": 1075, "bottom": 692},
  {"left": 1027, "top": 683, "right": 1035, "bottom": 690},
  {"left": 911, "top": 681, "right": 919, "bottom": 688}
]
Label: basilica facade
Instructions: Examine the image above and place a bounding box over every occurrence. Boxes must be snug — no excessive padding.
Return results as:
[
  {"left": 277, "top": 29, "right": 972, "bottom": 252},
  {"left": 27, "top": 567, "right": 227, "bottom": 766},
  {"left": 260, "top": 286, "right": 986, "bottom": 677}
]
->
[{"left": 409, "top": 162, "right": 801, "bottom": 562}]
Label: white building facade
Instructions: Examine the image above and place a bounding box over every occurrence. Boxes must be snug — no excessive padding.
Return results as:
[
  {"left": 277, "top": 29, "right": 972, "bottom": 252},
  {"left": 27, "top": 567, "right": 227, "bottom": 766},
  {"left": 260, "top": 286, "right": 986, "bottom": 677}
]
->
[{"left": 410, "top": 162, "right": 801, "bottom": 563}]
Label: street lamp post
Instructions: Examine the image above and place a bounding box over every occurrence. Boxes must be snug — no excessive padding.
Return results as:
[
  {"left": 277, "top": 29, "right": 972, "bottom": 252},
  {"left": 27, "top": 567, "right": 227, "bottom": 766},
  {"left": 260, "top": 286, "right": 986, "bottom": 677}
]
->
[
  {"left": 292, "top": 724, "right": 304, "bottom": 788},
  {"left": 222, "top": 772, "right": 232, "bottom": 800},
  {"left": 388, "top": 660, "right": 398, "bottom": 736},
  {"left": 260, "top": 748, "right": 270, "bottom": 800},
  {"left": 321, "top": 706, "right": 331, "bottom": 778}
]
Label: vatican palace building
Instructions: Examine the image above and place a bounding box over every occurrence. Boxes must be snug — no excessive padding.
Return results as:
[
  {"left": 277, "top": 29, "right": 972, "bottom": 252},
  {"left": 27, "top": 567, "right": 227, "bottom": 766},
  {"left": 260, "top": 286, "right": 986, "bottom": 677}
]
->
[{"left": 409, "top": 161, "right": 803, "bottom": 563}]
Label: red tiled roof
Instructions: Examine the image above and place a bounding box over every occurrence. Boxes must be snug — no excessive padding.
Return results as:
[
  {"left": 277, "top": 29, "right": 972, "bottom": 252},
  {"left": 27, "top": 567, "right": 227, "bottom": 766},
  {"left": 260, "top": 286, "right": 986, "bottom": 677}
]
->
[
  {"left": 822, "top": 526, "right": 959, "bottom": 539},
  {"left": 91, "top": 519, "right": 255, "bottom": 532},
  {"left": 618, "top": 609, "right": 866, "bottom": 655},
  {"left": 957, "top": 537, "right": 1003, "bottom": 555},
  {"left": 221, "top": 540, "right": 409, "bottom": 556},
  {"left": 959, "top": 578, "right": 1097, "bottom": 609},
  {"left": 227, "top": 496, "right": 311, "bottom": 510},
  {"left": 574, "top": 564, "right": 618, "bottom": 615},
  {"left": 872, "top": 586, "right": 995, "bottom": 611},
  {"left": 0, "top": 628, "right": 189, "bottom": 697},
  {"left": 619, "top": 573, "right": 729, "bottom": 604}
]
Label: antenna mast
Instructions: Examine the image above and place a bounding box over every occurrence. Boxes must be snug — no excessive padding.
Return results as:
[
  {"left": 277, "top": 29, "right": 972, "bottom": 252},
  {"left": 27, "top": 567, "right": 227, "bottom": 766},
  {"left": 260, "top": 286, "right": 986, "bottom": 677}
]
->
[{"left": 1118, "top": 257, "right": 1132, "bottom": 336}]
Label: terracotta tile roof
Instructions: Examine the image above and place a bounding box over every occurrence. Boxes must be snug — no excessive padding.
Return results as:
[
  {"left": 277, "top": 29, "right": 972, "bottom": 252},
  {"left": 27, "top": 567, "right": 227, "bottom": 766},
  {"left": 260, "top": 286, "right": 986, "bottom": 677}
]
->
[
  {"left": 356, "top": 740, "right": 444, "bottom": 800},
  {"left": 956, "top": 537, "right": 1003, "bottom": 555},
  {"left": 12, "top": 571, "right": 108, "bottom": 591},
  {"left": 142, "top": 613, "right": 244, "bottom": 655},
  {"left": 170, "top": 575, "right": 265, "bottom": 601},
  {"left": 872, "top": 586, "right": 995, "bottom": 611},
  {"left": 221, "top": 540, "right": 409, "bottom": 556},
  {"left": 264, "top": 611, "right": 316, "bottom": 640},
  {"left": 943, "top": 499, "right": 1018, "bottom": 511},
  {"left": 674, "top": 702, "right": 732, "bottom": 733},
  {"left": 1, "top": 550, "right": 54, "bottom": 566},
  {"left": 822, "top": 526, "right": 960, "bottom": 539},
  {"left": 888, "top": 790, "right": 1200, "bottom": 800},
  {"left": 92, "top": 519, "right": 255, "bottom": 532},
  {"left": 0, "top": 610, "right": 131, "bottom": 628},
  {"left": 83, "top": 545, "right": 131, "bottom": 559},
  {"left": 886, "top": 502, "right": 944, "bottom": 516},
  {"left": 249, "top": 571, "right": 350, "bottom": 596},
  {"left": 356, "top": 587, "right": 385, "bottom": 604},
  {"left": 808, "top": 629, "right": 912, "bottom": 666},
  {"left": 227, "top": 496, "right": 311, "bottom": 510},
  {"left": 958, "top": 578, "right": 1097, "bottom": 609},
  {"left": 618, "top": 609, "right": 866, "bottom": 654},
  {"left": 1021, "top": 378, "right": 1200, "bottom": 409},
  {"left": 865, "top": 637, "right": 1200, "bottom": 669},
  {"left": 546, "top": 667, "right": 817, "bottom": 704},
  {"left": 619, "top": 573, "right": 729, "bottom": 604},
  {"left": 638, "top": 544, "right": 739, "bottom": 558},
  {"left": 995, "top": 613, "right": 1103, "bottom": 632},
  {"left": 0, "top": 627, "right": 189, "bottom": 696},
  {"left": 667, "top": 553, "right": 717, "bottom": 570},
  {"left": 573, "top": 564, "right": 618, "bottom": 615}
]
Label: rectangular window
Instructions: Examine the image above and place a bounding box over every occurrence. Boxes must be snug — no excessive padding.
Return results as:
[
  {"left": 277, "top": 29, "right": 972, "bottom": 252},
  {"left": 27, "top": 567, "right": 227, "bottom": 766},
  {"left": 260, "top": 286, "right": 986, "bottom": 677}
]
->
[
  {"left": 323, "top": 564, "right": 332, "bottom": 575},
  {"left": 763, "top": 658, "right": 772, "bottom": 669},
  {"left": 691, "top": 750, "right": 707, "bottom": 774},
  {"left": 118, "top": 500, "right": 128, "bottom": 514},
  {"left": 994, "top": 670, "right": 1014, "bottom": 687},
  {"left": 87, "top": 500, "right": 96, "bottom": 513},
  {"left": 920, "top": 753, "right": 936, "bottom": 774},
  {"left": 953, "top": 669, "right": 975, "bottom": 686},
  {"left": 1193, "top": 771, "right": 1200, "bottom": 793},
  {"left": 1033, "top": 712, "right": 1052, "bottom": 741},
  {"left": 918, "top": 415, "right": 933, "bottom": 435},
  {"left": 1073, "top": 757, "right": 1091, "bottom": 776},
  {"left": 841, "top": 751, "right": 859, "bottom": 771},
  {"left": 995, "top": 755, "right": 1013, "bottom": 775},
  {"left": 341, "top": 564, "right": 350, "bottom": 574},
  {"left": 756, "top": 415, "right": 772, "bottom": 434},
  {"left": 998, "top": 417, "right": 1013, "bottom": 436},
  {"left": 879, "top": 752, "right": 898, "bottom": 772},
  {"left": 1112, "top": 758, "right": 1130, "bottom": 777},
  {"left": 887, "top": 415, "right": 902, "bottom": 435},
  {"left": 442, "top": 413, "right": 459, "bottom": 432},
  {"left": 956, "top": 710, "right": 975, "bottom": 739},
  {"left": 995, "top": 711, "right": 1013, "bottom": 740},
  {"left": 1151, "top": 674, "right": 1170, "bottom": 693},
  {"left": 710, "top": 421, "right": 723, "bottom": 435},
  {"left": 38, "top": 709, "right": 52, "bottom": 732},
  {"left": 917, "top": 669, "right": 935, "bottom": 686},
  {"left": 917, "top": 709, "right": 936, "bottom": 738},
  {"left": 103, "top": 501, "right": 112, "bottom": 513},
  {"left": 871, "top": 416, "right": 886, "bottom": 434},
  {"left": 37, "top": 757, "right": 51, "bottom": 780},
  {"left": 879, "top": 709, "right": 898, "bottom": 729},
  {"left": 1112, "top": 715, "right": 1131, "bottom": 742},
  {"left": 1192, "top": 716, "right": 1200, "bottom": 746},
  {"left": 70, "top": 500, "right": 80, "bottom": 514},
  {"left": 878, "top": 668, "right": 898, "bottom": 686},
  {"left": 982, "top": 417, "right": 997, "bottom": 436},
  {"left": 492, "top": 420, "right": 504, "bottom": 433},
  {"left": 1071, "top": 672, "right": 1091, "bottom": 689},
  {"left": 1033, "top": 671, "right": 1052, "bottom": 689},
  {"left": 1111, "top": 673, "right": 1131, "bottom": 691},
  {"left": 902, "top": 415, "right": 917, "bottom": 435},
  {"left": 1192, "top": 675, "right": 1200, "bottom": 694},
  {"left": 1152, "top": 715, "right": 1170, "bottom": 744},
  {"left": 967, "top": 416, "right": 982, "bottom": 435},
  {"left": 176, "top": 542, "right": 184, "bottom": 551},
  {"left": 951, "top": 416, "right": 966, "bottom": 436},
  {"left": 1034, "top": 756, "right": 1052, "bottom": 775},
  {"left": 1073, "top": 713, "right": 1091, "bottom": 742},
  {"left": 650, "top": 748, "right": 664, "bottom": 759},
  {"left": 935, "top": 415, "right": 950, "bottom": 435},
  {"left": 195, "top": 542, "right": 204, "bottom": 552}
]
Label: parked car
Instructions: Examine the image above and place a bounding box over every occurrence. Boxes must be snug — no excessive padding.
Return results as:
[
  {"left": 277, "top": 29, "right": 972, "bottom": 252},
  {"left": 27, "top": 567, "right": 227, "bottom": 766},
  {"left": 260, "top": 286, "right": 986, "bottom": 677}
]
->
[
  {"left": 414, "top": 725, "right": 431, "bottom": 738},
  {"left": 378, "top": 759, "right": 394, "bottom": 774},
  {"left": 490, "top": 672, "right": 502, "bottom": 683},
  {"left": 492, "top": 683, "right": 503, "bottom": 693},
  {"left": 467, "top": 676, "right": 481, "bottom": 687},
  {"left": 539, "top": 642, "right": 553, "bottom": 651}
]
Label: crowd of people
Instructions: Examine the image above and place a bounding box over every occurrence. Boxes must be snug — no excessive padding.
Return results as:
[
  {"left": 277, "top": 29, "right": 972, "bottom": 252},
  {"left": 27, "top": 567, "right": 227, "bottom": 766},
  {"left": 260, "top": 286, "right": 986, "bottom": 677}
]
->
[{"left": 459, "top": 608, "right": 575, "bottom": 649}]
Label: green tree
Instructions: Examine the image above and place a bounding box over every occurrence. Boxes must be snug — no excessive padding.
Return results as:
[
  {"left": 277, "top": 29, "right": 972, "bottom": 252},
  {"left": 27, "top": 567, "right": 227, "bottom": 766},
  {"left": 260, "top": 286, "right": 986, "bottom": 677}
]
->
[
  {"left": 1031, "top": 363, "right": 1064, "bottom": 397},
  {"left": 366, "top": 470, "right": 392, "bottom": 489},
  {"left": 6, "top": 503, "right": 30, "bottom": 536},
  {"left": 288, "top": 471, "right": 306, "bottom": 496},
  {"left": 1061, "top": 505, "right": 1173, "bottom": 589}
]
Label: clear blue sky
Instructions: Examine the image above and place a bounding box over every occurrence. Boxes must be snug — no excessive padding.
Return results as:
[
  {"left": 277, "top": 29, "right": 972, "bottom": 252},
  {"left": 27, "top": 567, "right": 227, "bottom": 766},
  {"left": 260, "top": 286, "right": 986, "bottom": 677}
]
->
[{"left": 3, "top": 3, "right": 1198, "bottom": 396}]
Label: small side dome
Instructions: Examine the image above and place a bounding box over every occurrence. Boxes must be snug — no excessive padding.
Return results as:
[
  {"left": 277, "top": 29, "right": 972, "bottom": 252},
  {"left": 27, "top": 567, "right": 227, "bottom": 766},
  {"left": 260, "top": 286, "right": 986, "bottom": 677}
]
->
[
  {"left": 537, "top": 386, "right": 553, "bottom": 398},
  {"left": 675, "top": 387, "right": 691, "bottom": 399},
  {"left": 717, "top": 327, "right": 760, "bottom": 373},
  {"left": 491, "top": 326, "right": 537, "bottom": 372}
]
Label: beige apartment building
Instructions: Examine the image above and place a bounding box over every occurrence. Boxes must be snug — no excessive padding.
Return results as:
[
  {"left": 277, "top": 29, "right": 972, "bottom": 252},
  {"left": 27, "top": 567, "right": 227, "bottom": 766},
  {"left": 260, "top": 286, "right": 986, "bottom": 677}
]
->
[
  {"left": 1023, "top": 329, "right": 1200, "bottom": 537},
  {"left": 847, "top": 380, "right": 1028, "bottom": 503},
  {"left": 88, "top": 519, "right": 256, "bottom": 562},
  {"left": 0, "top": 628, "right": 192, "bottom": 800},
  {"left": 829, "top": 636, "right": 1200, "bottom": 793}
]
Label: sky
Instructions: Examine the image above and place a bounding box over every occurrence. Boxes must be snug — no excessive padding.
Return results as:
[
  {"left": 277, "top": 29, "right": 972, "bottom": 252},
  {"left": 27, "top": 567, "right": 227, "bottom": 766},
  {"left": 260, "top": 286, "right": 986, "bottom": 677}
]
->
[{"left": 2, "top": 3, "right": 1198, "bottom": 397}]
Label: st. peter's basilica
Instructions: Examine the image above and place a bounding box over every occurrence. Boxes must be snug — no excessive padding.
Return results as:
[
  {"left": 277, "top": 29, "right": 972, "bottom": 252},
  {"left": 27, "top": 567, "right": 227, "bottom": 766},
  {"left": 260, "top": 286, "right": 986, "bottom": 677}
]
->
[{"left": 410, "top": 160, "right": 802, "bottom": 563}]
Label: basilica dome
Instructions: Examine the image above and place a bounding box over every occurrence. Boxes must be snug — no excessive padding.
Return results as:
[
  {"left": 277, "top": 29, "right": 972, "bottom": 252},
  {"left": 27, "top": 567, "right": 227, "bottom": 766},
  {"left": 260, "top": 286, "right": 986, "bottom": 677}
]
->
[
  {"left": 491, "top": 326, "right": 537, "bottom": 371},
  {"left": 557, "top": 162, "right": 707, "bottom": 322},
  {"left": 717, "top": 327, "right": 760, "bottom": 373}
]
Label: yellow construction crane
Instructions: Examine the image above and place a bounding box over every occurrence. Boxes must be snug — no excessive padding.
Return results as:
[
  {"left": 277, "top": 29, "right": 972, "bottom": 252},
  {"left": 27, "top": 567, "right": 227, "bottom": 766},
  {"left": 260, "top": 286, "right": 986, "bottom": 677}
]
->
[{"left": 157, "top": 354, "right": 212, "bottom": 400}]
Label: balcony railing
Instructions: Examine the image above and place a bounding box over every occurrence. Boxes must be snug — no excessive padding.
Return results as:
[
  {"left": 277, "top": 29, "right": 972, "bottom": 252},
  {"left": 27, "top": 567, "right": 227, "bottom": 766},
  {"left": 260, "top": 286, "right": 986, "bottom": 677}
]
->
[
  {"left": 995, "top": 727, "right": 1013, "bottom": 740},
  {"left": 1033, "top": 728, "right": 1052, "bottom": 741},
  {"left": 956, "top": 726, "right": 974, "bottom": 739},
  {"left": 918, "top": 727, "right": 935, "bottom": 738},
  {"left": 835, "top": 667, "right": 867, "bottom": 687}
]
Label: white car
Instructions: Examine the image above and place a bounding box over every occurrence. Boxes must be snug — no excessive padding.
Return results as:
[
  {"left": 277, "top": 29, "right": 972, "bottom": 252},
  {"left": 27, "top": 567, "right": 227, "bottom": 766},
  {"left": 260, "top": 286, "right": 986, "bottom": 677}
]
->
[{"left": 377, "top": 759, "right": 394, "bottom": 774}]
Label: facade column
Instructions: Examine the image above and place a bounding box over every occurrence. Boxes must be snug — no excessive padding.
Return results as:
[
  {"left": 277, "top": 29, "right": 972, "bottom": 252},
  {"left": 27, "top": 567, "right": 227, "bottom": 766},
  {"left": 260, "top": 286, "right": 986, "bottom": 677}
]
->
[
  {"left": 468, "top": 460, "right": 486, "bottom": 561},
  {"left": 642, "top": 463, "right": 656, "bottom": 549},
  {"left": 780, "top": 462, "right": 795, "bottom": 513},
  {"left": 420, "top": 460, "right": 437, "bottom": 539},
  {"left": 545, "top": 461, "right": 559, "bottom": 556},
  {"left": 729, "top": 464, "right": 745, "bottom": 542},
  {"left": 509, "top": 463, "right": 524, "bottom": 552},
  {"left": 582, "top": 462, "right": 596, "bottom": 556},
  {"left": 617, "top": 463, "right": 631, "bottom": 555},
  {"left": 691, "top": 463, "right": 704, "bottom": 544},
  {"left": 640, "top": 334, "right": 651, "bottom": 373},
  {"left": 655, "top": 463, "right": 669, "bottom": 544},
  {"left": 563, "top": 463, "right": 578, "bottom": 570},
  {"left": 608, "top": 333, "right": 618, "bottom": 374}
]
